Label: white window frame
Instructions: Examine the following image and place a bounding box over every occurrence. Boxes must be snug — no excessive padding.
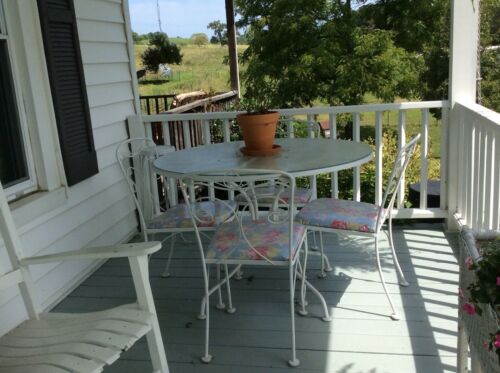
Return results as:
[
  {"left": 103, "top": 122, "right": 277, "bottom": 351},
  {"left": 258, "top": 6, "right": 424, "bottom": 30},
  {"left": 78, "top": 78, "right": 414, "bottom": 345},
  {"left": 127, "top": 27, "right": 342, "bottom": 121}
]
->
[{"left": 0, "top": 0, "right": 38, "bottom": 200}]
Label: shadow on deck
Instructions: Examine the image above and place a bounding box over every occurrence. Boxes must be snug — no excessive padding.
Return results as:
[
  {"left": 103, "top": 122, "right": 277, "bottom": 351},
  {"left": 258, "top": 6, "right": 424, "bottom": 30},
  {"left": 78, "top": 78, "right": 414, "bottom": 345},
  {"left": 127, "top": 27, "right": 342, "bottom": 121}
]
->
[{"left": 54, "top": 224, "right": 459, "bottom": 373}]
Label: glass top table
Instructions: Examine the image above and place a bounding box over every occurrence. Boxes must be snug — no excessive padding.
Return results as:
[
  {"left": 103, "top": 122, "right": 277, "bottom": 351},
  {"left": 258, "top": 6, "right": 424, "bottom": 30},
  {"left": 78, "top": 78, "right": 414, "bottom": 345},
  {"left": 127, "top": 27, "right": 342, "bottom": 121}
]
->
[{"left": 153, "top": 138, "right": 372, "bottom": 177}]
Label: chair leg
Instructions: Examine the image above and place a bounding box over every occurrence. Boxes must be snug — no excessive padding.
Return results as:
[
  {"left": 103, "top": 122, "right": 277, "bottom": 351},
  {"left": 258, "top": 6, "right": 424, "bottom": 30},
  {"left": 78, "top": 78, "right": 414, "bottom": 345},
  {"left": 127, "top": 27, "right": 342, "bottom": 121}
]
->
[
  {"left": 375, "top": 236, "right": 400, "bottom": 320},
  {"left": 234, "top": 269, "right": 244, "bottom": 280},
  {"left": 200, "top": 263, "right": 212, "bottom": 363},
  {"left": 317, "top": 231, "right": 333, "bottom": 278},
  {"left": 161, "top": 234, "right": 176, "bottom": 278},
  {"left": 288, "top": 262, "right": 300, "bottom": 367},
  {"left": 198, "top": 266, "right": 209, "bottom": 320},
  {"left": 298, "top": 239, "right": 309, "bottom": 316},
  {"left": 129, "top": 256, "right": 170, "bottom": 373},
  {"left": 224, "top": 264, "right": 236, "bottom": 314},
  {"left": 387, "top": 217, "right": 409, "bottom": 287},
  {"left": 215, "top": 264, "right": 226, "bottom": 310},
  {"left": 320, "top": 232, "right": 333, "bottom": 272}
]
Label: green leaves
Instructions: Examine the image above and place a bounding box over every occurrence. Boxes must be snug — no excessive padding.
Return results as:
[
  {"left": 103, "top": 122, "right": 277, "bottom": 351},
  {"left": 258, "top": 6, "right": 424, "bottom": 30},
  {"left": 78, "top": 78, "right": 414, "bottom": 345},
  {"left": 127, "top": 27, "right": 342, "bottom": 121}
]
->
[
  {"left": 141, "top": 32, "right": 182, "bottom": 73},
  {"left": 236, "top": 0, "right": 424, "bottom": 108}
]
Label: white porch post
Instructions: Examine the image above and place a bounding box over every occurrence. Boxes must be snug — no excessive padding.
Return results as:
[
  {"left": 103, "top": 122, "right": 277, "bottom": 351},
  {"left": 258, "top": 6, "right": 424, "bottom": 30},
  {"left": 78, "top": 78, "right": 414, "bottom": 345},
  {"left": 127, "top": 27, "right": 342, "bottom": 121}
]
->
[{"left": 447, "top": 0, "right": 480, "bottom": 230}]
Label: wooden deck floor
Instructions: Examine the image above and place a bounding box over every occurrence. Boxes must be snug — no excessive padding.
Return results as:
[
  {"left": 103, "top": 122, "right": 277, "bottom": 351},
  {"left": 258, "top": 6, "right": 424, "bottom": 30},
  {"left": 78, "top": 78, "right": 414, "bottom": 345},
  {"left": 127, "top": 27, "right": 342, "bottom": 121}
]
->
[{"left": 55, "top": 225, "right": 459, "bottom": 373}]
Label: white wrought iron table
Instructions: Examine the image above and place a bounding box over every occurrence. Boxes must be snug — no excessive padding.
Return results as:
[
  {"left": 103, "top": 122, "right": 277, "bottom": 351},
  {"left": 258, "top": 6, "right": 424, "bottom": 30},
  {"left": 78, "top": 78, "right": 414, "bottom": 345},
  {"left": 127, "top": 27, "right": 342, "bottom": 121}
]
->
[{"left": 153, "top": 138, "right": 372, "bottom": 177}]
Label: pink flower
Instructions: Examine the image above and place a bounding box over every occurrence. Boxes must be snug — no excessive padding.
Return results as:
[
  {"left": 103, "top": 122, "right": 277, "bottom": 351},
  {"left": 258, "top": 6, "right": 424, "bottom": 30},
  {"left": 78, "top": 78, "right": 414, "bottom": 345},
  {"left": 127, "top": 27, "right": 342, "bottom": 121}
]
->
[
  {"left": 496, "top": 276, "right": 500, "bottom": 286},
  {"left": 465, "top": 256, "right": 474, "bottom": 270},
  {"left": 462, "top": 302, "right": 476, "bottom": 315},
  {"left": 483, "top": 341, "right": 490, "bottom": 350},
  {"left": 495, "top": 334, "right": 500, "bottom": 349}
]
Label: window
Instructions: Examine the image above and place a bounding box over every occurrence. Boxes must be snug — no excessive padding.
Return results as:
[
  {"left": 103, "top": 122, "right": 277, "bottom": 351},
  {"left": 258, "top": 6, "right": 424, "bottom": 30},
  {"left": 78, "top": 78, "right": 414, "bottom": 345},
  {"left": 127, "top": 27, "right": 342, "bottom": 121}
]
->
[{"left": 0, "top": 1, "right": 36, "bottom": 198}]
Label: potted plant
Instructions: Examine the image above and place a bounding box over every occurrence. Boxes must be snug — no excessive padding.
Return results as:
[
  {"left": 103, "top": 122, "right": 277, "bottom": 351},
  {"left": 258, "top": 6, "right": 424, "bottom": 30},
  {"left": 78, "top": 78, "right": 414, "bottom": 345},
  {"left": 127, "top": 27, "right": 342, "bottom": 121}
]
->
[{"left": 236, "top": 93, "right": 280, "bottom": 155}]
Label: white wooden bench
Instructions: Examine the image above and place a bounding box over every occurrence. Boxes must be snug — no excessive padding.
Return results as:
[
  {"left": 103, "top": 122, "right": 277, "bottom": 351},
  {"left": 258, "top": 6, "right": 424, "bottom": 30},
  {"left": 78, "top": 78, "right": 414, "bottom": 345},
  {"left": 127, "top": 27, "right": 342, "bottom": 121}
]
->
[{"left": 0, "top": 181, "right": 169, "bottom": 373}]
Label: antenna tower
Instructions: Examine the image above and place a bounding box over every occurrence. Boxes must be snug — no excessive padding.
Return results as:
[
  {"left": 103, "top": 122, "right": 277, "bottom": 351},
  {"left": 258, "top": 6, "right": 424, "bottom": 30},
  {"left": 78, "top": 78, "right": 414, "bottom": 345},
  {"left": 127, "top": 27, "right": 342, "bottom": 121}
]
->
[{"left": 157, "top": 0, "right": 163, "bottom": 32}]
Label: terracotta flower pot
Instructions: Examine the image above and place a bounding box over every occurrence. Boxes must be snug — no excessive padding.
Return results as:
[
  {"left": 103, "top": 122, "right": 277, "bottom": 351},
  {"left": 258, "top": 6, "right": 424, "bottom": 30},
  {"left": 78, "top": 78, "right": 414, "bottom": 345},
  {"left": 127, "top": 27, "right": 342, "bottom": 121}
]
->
[{"left": 236, "top": 111, "right": 279, "bottom": 151}]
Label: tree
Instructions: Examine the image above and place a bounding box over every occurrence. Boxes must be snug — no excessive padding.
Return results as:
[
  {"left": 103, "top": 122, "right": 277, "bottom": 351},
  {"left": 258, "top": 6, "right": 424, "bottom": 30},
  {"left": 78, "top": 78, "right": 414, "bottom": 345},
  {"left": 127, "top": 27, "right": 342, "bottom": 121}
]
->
[
  {"left": 236, "top": 0, "right": 422, "bottom": 108},
  {"left": 356, "top": 0, "right": 450, "bottom": 102},
  {"left": 191, "top": 33, "right": 209, "bottom": 46},
  {"left": 207, "top": 20, "right": 227, "bottom": 45},
  {"left": 141, "top": 32, "right": 182, "bottom": 73}
]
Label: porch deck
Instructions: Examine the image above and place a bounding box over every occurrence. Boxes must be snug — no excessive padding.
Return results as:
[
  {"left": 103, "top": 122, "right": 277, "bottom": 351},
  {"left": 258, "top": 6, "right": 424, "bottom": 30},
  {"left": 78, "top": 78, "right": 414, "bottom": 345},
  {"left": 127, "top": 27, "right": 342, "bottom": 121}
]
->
[{"left": 55, "top": 225, "right": 459, "bottom": 373}]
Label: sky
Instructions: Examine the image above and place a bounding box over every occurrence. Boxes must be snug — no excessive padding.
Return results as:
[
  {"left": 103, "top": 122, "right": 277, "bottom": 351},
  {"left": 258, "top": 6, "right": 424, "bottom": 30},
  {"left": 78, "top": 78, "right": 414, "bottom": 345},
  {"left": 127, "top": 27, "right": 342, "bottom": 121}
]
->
[{"left": 129, "top": 0, "right": 227, "bottom": 38}]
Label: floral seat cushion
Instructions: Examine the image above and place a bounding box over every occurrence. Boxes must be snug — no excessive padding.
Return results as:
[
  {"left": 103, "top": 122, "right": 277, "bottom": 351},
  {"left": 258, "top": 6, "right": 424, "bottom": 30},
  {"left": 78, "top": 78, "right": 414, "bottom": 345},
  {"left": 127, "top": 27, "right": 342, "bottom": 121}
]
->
[
  {"left": 235, "top": 186, "right": 312, "bottom": 205},
  {"left": 148, "top": 200, "right": 237, "bottom": 229},
  {"left": 296, "top": 198, "right": 383, "bottom": 233},
  {"left": 207, "top": 219, "right": 306, "bottom": 262}
]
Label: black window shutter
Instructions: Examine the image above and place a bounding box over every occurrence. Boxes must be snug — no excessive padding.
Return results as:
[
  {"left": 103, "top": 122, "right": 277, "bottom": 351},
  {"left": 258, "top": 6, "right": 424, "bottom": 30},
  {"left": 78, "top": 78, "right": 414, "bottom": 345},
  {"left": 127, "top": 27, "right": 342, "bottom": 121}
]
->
[{"left": 37, "top": 0, "right": 98, "bottom": 186}]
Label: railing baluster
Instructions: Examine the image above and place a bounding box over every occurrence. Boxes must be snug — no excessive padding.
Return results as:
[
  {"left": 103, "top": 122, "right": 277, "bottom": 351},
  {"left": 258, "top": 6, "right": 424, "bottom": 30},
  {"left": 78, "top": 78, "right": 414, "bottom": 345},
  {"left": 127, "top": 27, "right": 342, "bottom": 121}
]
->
[
  {"left": 397, "top": 110, "right": 406, "bottom": 208},
  {"left": 203, "top": 119, "right": 211, "bottom": 146},
  {"left": 439, "top": 108, "right": 448, "bottom": 211},
  {"left": 457, "top": 108, "right": 466, "bottom": 217},
  {"left": 223, "top": 119, "right": 231, "bottom": 143},
  {"left": 419, "top": 109, "right": 429, "bottom": 209},
  {"left": 483, "top": 128, "right": 493, "bottom": 229},
  {"left": 353, "top": 113, "right": 361, "bottom": 202},
  {"left": 493, "top": 132, "right": 499, "bottom": 230},
  {"left": 375, "top": 111, "right": 383, "bottom": 205},
  {"left": 145, "top": 122, "right": 153, "bottom": 141},
  {"left": 466, "top": 115, "right": 475, "bottom": 226},
  {"left": 472, "top": 122, "right": 482, "bottom": 229},
  {"left": 329, "top": 113, "right": 338, "bottom": 198},
  {"left": 181, "top": 120, "right": 196, "bottom": 201},
  {"left": 161, "top": 121, "right": 170, "bottom": 146},
  {"left": 202, "top": 119, "right": 216, "bottom": 200},
  {"left": 182, "top": 120, "right": 191, "bottom": 149},
  {"left": 307, "top": 114, "right": 317, "bottom": 198},
  {"left": 223, "top": 119, "right": 234, "bottom": 199},
  {"left": 307, "top": 114, "right": 315, "bottom": 138},
  {"left": 286, "top": 116, "right": 294, "bottom": 138}
]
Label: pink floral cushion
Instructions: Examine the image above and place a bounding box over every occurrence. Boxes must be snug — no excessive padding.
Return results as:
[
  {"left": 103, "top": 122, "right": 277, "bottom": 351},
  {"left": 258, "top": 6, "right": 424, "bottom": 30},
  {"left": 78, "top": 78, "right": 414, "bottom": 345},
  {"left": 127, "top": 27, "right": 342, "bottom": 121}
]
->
[
  {"left": 235, "top": 186, "right": 312, "bottom": 205},
  {"left": 207, "top": 219, "right": 306, "bottom": 262},
  {"left": 148, "top": 200, "right": 236, "bottom": 229},
  {"left": 296, "top": 198, "right": 383, "bottom": 233}
]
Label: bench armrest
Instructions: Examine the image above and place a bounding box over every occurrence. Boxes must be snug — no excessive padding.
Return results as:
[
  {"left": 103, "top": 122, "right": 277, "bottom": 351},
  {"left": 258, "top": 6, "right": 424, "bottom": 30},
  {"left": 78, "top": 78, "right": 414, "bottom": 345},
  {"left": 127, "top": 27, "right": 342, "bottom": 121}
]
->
[{"left": 20, "top": 242, "right": 162, "bottom": 266}]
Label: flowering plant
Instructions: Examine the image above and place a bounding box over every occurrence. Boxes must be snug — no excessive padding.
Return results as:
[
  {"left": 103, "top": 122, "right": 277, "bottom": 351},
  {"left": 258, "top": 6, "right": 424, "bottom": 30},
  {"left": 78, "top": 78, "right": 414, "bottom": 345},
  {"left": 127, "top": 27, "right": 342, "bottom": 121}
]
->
[{"left": 461, "top": 237, "right": 500, "bottom": 365}]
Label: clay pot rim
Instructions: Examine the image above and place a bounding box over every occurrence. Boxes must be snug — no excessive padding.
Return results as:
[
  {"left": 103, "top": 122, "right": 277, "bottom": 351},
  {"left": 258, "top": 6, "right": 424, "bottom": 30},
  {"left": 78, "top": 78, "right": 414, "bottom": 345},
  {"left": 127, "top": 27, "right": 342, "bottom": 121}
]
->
[{"left": 236, "top": 110, "right": 279, "bottom": 118}]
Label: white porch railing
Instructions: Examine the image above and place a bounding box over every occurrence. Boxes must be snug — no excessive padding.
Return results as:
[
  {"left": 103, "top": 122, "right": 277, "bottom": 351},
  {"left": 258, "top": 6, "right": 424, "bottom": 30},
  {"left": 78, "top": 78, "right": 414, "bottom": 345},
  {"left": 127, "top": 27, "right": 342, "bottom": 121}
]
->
[
  {"left": 128, "top": 100, "right": 450, "bottom": 220},
  {"left": 453, "top": 101, "right": 500, "bottom": 231}
]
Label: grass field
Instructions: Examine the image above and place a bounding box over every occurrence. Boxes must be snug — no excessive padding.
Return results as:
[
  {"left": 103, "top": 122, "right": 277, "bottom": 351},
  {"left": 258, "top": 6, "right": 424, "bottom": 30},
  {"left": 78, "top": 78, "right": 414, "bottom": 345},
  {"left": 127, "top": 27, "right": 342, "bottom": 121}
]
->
[{"left": 135, "top": 43, "right": 247, "bottom": 95}]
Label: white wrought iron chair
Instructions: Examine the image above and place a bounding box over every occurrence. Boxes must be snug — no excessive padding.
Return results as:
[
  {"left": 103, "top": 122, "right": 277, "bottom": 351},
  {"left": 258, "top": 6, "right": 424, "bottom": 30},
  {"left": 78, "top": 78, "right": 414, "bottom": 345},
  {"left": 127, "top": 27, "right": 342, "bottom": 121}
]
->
[
  {"left": 0, "top": 181, "right": 169, "bottom": 373},
  {"left": 116, "top": 138, "right": 237, "bottom": 279},
  {"left": 234, "top": 119, "right": 334, "bottom": 278},
  {"left": 296, "top": 134, "right": 421, "bottom": 320},
  {"left": 179, "top": 169, "right": 331, "bottom": 367}
]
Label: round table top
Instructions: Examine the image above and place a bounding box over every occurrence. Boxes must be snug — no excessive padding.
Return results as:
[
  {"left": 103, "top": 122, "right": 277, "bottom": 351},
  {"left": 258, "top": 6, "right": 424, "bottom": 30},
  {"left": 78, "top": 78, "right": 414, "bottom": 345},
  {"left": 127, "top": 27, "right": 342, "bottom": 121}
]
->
[{"left": 153, "top": 138, "right": 372, "bottom": 178}]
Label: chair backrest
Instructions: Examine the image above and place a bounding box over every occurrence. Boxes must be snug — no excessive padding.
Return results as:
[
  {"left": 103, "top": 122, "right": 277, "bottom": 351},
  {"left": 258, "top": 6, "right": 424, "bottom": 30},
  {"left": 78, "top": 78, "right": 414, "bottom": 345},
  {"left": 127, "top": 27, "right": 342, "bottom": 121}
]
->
[
  {"left": 0, "top": 182, "right": 40, "bottom": 320},
  {"left": 179, "top": 169, "right": 297, "bottom": 264},
  {"left": 116, "top": 138, "right": 174, "bottom": 240},
  {"left": 376, "top": 134, "right": 421, "bottom": 230}
]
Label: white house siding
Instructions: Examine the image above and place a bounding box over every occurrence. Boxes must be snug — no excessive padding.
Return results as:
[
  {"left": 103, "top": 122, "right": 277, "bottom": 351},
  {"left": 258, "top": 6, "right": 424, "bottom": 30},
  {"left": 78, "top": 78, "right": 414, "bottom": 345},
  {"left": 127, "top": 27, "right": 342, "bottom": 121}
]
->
[{"left": 0, "top": 0, "right": 138, "bottom": 336}]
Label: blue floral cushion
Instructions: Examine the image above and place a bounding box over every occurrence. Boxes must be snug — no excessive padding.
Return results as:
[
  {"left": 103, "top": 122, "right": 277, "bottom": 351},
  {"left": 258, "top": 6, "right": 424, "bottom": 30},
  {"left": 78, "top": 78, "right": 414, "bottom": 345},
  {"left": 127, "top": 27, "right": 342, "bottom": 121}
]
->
[
  {"left": 235, "top": 186, "right": 312, "bottom": 205},
  {"left": 296, "top": 198, "right": 383, "bottom": 233},
  {"left": 207, "top": 219, "right": 306, "bottom": 262},
  {"left": 148, "top": 200, "right": 237, "bottom": 229}
]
